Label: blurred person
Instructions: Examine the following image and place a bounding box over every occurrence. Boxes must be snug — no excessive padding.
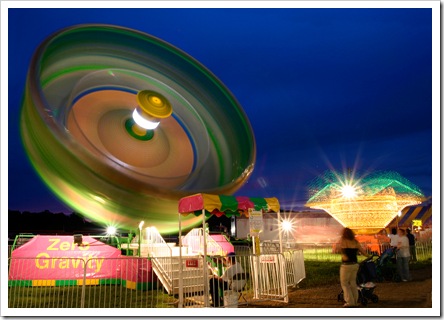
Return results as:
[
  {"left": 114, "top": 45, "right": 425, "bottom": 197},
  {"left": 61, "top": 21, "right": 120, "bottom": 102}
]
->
[
  {"left": 339, "top": 227, "right": 369, "bottom": 308},
  {"left": 396, "top": 228, "right": 411, "bottom": 281},
  {"left": 406, "top": 228, "right": 417, "bottom": 262}
]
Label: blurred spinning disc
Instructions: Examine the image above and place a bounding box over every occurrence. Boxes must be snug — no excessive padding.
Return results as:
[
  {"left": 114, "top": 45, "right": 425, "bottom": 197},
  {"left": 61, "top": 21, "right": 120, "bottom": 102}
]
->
[{"left": 21, "top": 24, "right": 255, "bottom": 233}]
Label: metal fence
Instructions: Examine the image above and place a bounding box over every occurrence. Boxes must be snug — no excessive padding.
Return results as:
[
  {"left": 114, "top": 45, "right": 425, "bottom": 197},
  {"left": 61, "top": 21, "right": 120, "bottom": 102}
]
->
[
  {"left": 8, "top": 251, "right": 303, "bottom": 308},
  {"left": 8, "top": 256, "right": 176, "bottom": 308},
  {"left": 413, "top": 240, "right": 433, "bottom": 261},
  {"left": 8, "top": 240, "right": 429, "bottom": 309},
  {"left": 284, "top": 250, "right": 306, "bottom": 287}
]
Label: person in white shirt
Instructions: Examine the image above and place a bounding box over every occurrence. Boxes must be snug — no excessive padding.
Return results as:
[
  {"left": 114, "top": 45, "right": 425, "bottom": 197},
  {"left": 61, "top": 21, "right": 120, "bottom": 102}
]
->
[
  {"left": 396, "top": 228, "right": 411, "bottom": 281},
  {"left": 389, "top": 228, "right": 399, "bottom": 249},
  {"left": 209, "top": 252, "right": 244, "bottom": 307}
]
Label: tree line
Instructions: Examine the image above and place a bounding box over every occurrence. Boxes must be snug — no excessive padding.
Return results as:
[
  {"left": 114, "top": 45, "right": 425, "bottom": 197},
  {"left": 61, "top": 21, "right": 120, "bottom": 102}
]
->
[
  {"left": 8, "top": 210, "right": 233, "bottom": 240},
  {"left": 8, "top": 210, "right": 103, "bottom": 239}
]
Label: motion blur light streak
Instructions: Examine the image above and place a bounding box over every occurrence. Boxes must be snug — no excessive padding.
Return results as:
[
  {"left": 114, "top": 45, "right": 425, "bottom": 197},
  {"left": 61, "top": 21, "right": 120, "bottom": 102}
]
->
[
  {"left": 306, "top": 170, "right": 424, "bottom": 234},
  {"left": 20, "top": 24, "right": 256, "bottom": 233}
]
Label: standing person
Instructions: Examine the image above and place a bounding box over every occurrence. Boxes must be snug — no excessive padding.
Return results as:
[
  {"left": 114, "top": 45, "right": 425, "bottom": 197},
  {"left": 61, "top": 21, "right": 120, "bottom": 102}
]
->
[
  {"left": 396, "top": 228, "right": 411, "bottom": 281},
  {"left": 389, "top": 228, "right": 399, "bottom": 249},
  {"left": 406, "top": 228, "right": 417, "bottom": 262},
  {"left": 387, "top": 227, "right": 399, "bottom": 263},
  {"left": 208, "top": 252, "right": 244, "bottom": 307},
  {"left": 339, "top": 228, "right": 369, "bottom": 308}
]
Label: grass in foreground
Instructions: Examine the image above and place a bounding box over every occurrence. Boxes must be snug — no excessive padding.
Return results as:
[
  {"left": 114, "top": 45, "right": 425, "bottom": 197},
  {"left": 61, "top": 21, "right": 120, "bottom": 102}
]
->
[{"left": 297, "top": 259, "right": 432, "bottom": 290}]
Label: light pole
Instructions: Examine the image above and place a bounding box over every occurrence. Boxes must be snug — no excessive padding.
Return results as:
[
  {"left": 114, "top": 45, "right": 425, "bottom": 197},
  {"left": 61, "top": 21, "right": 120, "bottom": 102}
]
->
[
  {"left": 138, "top": 221, "right": 144, "bottom": 257},
  {"left": 282, "top": 220, "right": 293, "bottom": 248}
]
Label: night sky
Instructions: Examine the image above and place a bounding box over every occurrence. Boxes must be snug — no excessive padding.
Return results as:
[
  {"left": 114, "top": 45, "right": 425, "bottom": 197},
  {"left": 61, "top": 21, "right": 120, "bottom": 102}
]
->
[{"left": 5, "top": 5, "right": 436, "bottom": 215}]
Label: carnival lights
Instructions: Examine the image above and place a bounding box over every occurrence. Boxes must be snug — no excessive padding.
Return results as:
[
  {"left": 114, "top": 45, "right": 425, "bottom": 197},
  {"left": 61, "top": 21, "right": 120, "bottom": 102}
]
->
[
  {"left": 106, "top": 226, "right": 117, "bottom": 236},
  {"left": 129, "top": 90, "right": 172, "bottom": 132},
  {"left": 282, "top": 220, "right": 293, "bottom": 232},
  {"left": 306, "top": 170, "right": 424, "bottom": 234}
]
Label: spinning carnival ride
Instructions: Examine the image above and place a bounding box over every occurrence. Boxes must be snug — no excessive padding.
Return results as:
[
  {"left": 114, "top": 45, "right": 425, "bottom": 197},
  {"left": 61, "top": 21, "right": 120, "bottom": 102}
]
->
[
  {"left": 21, "top": 24, "right": 255, "bottom": 233},
  {"left": 306, "top": 170, "right": 425, "bottom": 234}
]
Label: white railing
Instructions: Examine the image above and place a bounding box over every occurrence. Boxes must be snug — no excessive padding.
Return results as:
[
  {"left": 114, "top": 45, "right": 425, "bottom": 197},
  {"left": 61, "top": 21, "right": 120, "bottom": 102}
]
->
[
  {"left": 260, "top": 241, "right": 281, "bottom": 253},
  {"left": 414, "top": 239, "right": 432, "bottom": 261},
  {"left": 250, "top": 253, "right": 288, "bottom": 303},
  {"left": 145, "top": 226, "right": 173, "bottom": 258},
  {"left": 182, "top": 228, "right": 225, "bottom": 256},
  {"left": 177, "top": 255, "right": 208, "bottom": 307},
  {"left": 144, "top": 227, "right": 174, "bottom": 294},
  {"left": 283, "top": 249, "right": 306, "bottom": 287}
]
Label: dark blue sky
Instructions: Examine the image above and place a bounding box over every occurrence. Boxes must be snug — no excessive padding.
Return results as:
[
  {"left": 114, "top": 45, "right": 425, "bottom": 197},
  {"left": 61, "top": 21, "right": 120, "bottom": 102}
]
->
[{"left": 6, "top": 7, "right": 435, "bottom": 213}]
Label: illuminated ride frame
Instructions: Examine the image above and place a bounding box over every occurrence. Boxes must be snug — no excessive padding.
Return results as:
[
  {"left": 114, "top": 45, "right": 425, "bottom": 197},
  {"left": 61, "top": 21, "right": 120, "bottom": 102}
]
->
[
  {"left": 178, "top": 193, "right": 283, "bottom": 307},
  {"left": 306, "top": 171, "right": 425, "bottom": 235}
]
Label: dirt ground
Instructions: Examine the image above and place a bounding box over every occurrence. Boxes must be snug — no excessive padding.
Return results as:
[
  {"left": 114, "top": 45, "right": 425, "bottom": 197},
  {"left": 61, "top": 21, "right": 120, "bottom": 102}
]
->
[{"left": 246, "top": 265, "right": 432, "bottom": 309}]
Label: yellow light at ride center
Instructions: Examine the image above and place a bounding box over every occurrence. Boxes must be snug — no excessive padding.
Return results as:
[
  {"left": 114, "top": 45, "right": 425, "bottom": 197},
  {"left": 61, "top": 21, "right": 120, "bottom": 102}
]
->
[{"left": 132, "top": 90, "right": 173, "bottom": 130}]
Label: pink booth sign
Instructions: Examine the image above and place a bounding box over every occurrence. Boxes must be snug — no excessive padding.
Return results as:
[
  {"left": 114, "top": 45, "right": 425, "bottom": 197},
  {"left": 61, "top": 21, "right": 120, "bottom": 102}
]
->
[{"left": 9, "top": 235, "right": 123, "bottom": 280}]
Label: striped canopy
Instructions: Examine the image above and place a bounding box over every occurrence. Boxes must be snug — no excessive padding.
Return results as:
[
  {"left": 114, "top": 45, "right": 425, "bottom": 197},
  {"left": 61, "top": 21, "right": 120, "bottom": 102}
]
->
[
  {"left": 387, "top": 202, "right": 432, "bottom": 229},
  {"left": 398, "top": 203, "right": 432, "bottom": 227},
  {"left": 178, "top": 193, "right": 280, "bottom": 217}
]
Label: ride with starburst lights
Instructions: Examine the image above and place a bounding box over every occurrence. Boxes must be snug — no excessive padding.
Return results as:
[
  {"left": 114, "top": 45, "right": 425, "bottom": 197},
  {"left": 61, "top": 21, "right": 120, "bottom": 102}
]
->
[{"left": 306, "top": 170, "right": 425, "bottom": 234}]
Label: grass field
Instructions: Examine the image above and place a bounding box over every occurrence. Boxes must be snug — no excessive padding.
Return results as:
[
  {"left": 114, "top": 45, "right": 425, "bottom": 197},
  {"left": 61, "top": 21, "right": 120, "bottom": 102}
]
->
[
  {"left": 8, "top": 285, "right": 177, "bottom": 308},
  {"left": 298, "top": 259, "right": 432, "bottom": 289}
]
